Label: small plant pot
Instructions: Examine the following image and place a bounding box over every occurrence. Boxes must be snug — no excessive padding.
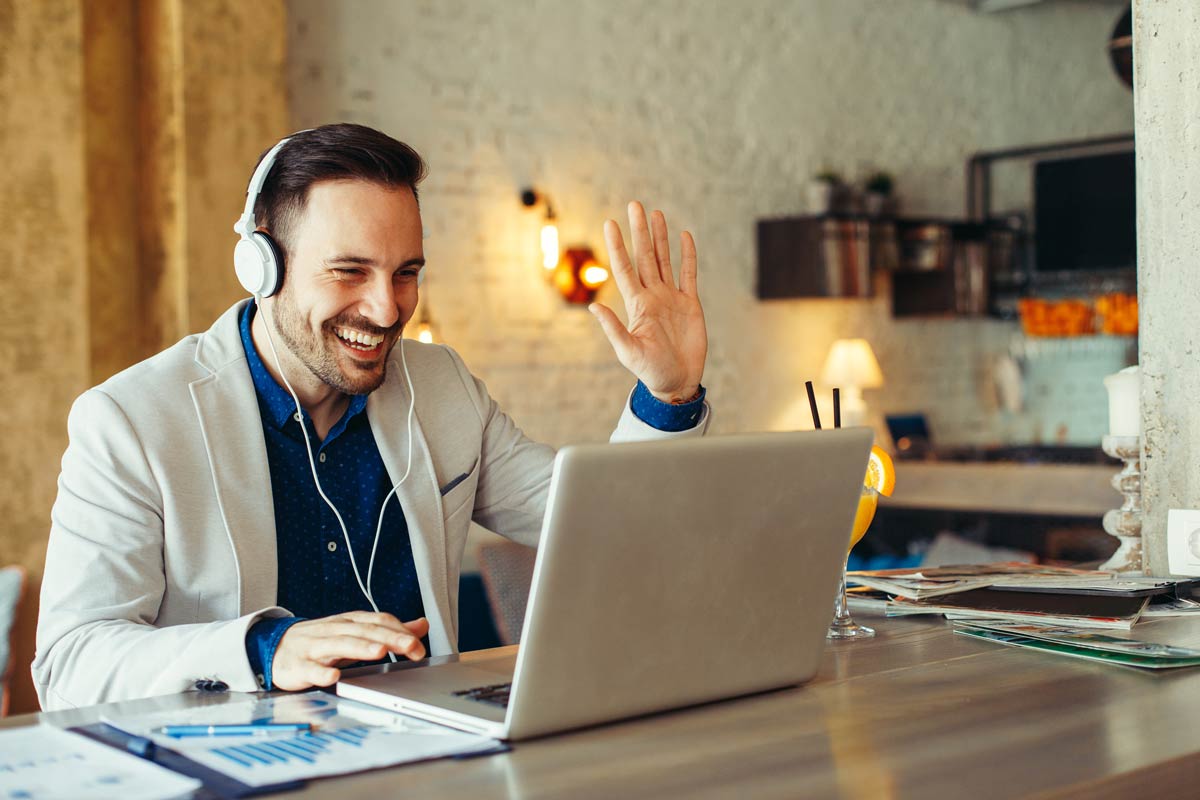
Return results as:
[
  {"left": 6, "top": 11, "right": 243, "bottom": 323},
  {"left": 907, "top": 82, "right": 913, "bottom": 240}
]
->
[
  {"left": 807, "top": 181, "right": 835, "bottom": 215},
  {"left": 864, "top": 191, "right": 888, "bottom": 217}
]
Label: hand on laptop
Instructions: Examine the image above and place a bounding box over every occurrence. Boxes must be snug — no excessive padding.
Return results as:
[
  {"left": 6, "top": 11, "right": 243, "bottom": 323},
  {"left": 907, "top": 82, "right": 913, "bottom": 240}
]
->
[
  {"left": 271, "top": 612, "right": 429, "bottom": 691},
  {"left": 590, "top": 201, "right": 707, "bottom": 404}
]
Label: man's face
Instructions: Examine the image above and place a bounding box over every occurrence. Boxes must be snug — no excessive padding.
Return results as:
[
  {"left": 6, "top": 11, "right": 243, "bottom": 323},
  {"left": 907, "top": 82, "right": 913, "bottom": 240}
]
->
[{"left": 269, "top": 179, "right": 424, "bottom": 396}]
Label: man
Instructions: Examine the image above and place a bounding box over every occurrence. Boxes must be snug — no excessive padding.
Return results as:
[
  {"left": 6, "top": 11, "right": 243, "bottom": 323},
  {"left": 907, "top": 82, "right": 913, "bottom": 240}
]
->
[{"left": 34, "top": 124, "right": 709, "bottom": 710}]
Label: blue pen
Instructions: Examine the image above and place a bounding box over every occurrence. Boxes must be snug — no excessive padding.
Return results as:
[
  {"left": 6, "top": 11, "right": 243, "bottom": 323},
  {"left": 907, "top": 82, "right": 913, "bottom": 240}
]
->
[{"left": 159, "top": 723, "right": 312, "bottom": 738}]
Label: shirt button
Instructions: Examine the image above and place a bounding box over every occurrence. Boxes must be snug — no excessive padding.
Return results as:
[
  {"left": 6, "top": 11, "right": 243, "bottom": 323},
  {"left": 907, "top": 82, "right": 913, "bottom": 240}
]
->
[
  {"left": 327, "top": 541, "right": 337, "bottom": 552},
  {"left": 293, "top": 412, "right": 302, "bottom": 422},
  {"left": 319, "top": 453, "right": 326, "bottom": 463}
]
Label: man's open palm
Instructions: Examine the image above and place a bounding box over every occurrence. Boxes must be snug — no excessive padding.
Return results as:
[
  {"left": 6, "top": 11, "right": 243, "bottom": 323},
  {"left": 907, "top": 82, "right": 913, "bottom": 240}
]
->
[{"left": 589, "top": 201, "right": 707, "bottom": 403}]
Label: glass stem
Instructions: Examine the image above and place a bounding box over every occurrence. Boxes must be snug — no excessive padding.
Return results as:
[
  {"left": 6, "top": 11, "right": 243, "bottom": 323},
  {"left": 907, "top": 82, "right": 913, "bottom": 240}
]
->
[{"left": 832, "top": 559, "right": 852, "bottom": 625}]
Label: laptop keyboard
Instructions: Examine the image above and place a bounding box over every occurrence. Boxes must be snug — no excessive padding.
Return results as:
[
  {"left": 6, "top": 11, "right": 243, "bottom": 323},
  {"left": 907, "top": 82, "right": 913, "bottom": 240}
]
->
[{"left": 452, "top": 682, "right": 512, "bottom": 709}]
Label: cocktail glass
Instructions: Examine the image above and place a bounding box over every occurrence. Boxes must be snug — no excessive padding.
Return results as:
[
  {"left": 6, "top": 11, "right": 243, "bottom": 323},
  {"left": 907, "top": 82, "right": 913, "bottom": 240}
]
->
[{"left": 827, "top": 485, "right": 878, "bottom": 639}]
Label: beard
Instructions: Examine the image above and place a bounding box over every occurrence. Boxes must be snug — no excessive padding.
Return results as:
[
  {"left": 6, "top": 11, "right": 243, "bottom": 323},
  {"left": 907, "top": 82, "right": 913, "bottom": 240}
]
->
[{"left": 269, "top": 282, "right": 400, "bottom": 396}]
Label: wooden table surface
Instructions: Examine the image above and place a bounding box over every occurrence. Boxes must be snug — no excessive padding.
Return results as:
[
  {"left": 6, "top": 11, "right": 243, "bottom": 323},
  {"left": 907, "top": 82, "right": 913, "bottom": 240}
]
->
[{"left": 11, "top": 613, "right": 1200, "bottom": 799}]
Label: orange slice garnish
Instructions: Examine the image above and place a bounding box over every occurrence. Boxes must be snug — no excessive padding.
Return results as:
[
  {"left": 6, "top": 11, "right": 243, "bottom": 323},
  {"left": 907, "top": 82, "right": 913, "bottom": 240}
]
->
[{"left": 865, "top": 445, "right": 896, "bottom": 497}]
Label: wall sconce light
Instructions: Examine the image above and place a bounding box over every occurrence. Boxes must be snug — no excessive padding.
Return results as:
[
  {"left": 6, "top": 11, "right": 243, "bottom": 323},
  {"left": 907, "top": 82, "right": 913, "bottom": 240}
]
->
[
  {"left": 521, "top": 187, "right": 610, "bottom": 304},
  {"left": 409, "top": 279, "right": 439, "bottom": 344},
  {"left": 413, "top": 305, "right": 438, "bottom": 344}
]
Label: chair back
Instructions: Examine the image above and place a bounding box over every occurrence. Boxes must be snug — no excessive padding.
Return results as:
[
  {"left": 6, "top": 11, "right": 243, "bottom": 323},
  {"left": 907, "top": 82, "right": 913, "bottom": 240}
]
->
[
  {"left": 476, "top": 542, "right": 536, "bottom": 645},
  {"left": 0, "top": 566, "right": 26, "bottom": 716}
]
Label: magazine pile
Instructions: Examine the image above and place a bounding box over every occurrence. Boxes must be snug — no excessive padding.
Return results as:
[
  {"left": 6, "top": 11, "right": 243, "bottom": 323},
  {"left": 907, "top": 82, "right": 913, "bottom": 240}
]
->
[{"left": 846, "top": 562, "right": 1200, "bottom": 669}]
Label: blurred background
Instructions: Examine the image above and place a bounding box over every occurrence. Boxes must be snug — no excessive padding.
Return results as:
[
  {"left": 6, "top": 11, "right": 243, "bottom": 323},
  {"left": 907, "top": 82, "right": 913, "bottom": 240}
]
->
[{"left": 0, "top": 0, "right": 1137, "bottom": 712}]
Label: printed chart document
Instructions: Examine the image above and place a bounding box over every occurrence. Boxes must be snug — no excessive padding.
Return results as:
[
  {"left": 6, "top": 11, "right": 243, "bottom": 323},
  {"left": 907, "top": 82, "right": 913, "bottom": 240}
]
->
[
  {"left": 0, "top": 723, "right": 200, "bottom": 800},
  {"left": 103, "top": 692, "right": 501, "bottom": 788}
]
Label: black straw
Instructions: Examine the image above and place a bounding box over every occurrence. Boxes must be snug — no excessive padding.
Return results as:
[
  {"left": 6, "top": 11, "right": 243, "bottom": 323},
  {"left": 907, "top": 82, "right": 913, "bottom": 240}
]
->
[
  {"left": 833, "top": 388, "right": 841, "bottom": 429},
  {"left": 805, "top": 381, "right": 822, "bottom": 430}
]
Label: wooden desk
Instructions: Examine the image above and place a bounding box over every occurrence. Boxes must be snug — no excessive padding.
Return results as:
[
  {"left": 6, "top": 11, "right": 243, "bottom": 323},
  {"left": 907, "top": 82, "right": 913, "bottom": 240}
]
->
[{"left": 9, "top": 614, "right": 1200, "bottom": 799}]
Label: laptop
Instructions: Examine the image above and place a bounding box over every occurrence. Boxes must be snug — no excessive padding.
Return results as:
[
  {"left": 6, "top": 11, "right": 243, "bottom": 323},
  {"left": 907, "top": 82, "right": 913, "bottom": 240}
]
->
[{"left": 337, "top": 427, "right": 873, "bottom": 741}]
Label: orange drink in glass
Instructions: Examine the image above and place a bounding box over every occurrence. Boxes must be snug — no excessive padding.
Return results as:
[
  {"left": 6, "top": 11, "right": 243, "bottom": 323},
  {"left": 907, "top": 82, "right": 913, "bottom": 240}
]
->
[
  {"left": 848, "top": 487, "right": 879, "bottom": 553},
  {"left": 828, "top": 447, "right": 893, "bottom": 640}
]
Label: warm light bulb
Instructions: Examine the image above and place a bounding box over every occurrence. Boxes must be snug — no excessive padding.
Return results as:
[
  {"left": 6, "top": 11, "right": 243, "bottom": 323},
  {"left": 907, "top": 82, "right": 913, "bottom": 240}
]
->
[
  {"left": 541, "top": 223, "right": 559, "bottom": 270},
  {"left": 411, "top": 320, "right": 436, "bottom": 344},
  {"left": 580, "top": 264, "right": 609, "bottom": 289}
]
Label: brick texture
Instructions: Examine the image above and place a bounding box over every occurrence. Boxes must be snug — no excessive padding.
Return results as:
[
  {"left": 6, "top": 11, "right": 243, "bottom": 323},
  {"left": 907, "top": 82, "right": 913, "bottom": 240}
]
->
[{"left": 286, "top": 0, "right": 1132, "bottom": 447}]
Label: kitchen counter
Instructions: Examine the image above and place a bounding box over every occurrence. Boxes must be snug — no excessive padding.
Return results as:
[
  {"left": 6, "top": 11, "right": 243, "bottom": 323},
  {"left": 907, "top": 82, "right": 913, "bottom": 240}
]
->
[{"left": 882, "top": 461, "right": 1116, "bottom": 517}]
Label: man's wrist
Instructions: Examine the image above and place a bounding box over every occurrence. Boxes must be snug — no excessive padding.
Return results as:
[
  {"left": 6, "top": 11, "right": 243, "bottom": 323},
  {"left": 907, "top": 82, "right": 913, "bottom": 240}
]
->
[
  {"left": 246, "top": 616, "right": 304, "bottom": 690},
  {"left": 631, "top": 380, "right": 706, "bottom": 432},
  {"left": 649, "top": 384, "right": 702, "bottom": 405}
]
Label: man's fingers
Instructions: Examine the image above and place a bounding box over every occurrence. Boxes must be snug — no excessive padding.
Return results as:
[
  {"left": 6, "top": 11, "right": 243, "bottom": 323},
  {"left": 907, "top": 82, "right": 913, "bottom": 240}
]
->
[
  {"left": 626, "top": 201, "right": 660, "bottom": 285},
  {"left": 603, "top": 219, "right": 641, "bottom": 296},
  {"left": 589, "top": 303, "right": 636, "bottom": 362},
  {"left": 650, "top": 210, "right": 674, "bottom": 285},
  {"left": 309, "top": 618, "right": 427, "bottom": 658},
  {"left": 305, "top": 664, "right": 340, "bottom": 687},
  {"left": 404, "top": 617, "right": 431, "bottom": 637},
  {"left": 338, "top": 610, "right": 402, "bottom": 628},
  {"left": 311, "top": 635, "right": 391, "bottom": 665},
  {"left": 679, "top": 231, "right": 698, "bottom": 296}
]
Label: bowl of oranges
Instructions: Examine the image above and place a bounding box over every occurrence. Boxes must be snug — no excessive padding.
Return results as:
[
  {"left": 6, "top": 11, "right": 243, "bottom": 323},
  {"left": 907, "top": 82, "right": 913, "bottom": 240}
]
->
[{"left": 1017, "top": 292, "right": 1137, "bottom": 338}]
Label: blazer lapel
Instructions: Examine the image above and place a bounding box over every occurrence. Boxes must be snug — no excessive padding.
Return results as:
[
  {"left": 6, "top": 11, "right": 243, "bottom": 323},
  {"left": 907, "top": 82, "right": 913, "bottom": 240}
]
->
[
  {"left": 191, "top": 302, "right": 278, "bottom": 614},
  {"left": 367, "top": 372, "right": 454, "bottom": 655}
]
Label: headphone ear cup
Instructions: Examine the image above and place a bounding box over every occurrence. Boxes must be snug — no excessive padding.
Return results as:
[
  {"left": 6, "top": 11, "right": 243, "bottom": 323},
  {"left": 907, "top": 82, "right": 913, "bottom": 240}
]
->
[
  {"left": 256, "top": 232, "right": 285, "bottom": 297},
  {"left": 233, "top": 232, "right": 284, "bottom": 297}
]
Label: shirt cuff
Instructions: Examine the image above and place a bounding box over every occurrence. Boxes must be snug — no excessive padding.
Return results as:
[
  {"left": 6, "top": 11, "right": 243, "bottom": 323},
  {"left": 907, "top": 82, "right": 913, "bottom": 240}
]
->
[
  {"left": 246, "top": 616, "right": 305, "bottom": 690},
  {"left": 630, "top": 380, "right": 707, "bottom": 432}
]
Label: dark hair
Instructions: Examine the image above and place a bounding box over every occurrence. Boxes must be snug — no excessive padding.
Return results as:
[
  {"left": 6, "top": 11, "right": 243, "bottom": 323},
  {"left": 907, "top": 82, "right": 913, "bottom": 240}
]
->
[{"left": 252, "top": 123, "right": 427, "bottom": 258}]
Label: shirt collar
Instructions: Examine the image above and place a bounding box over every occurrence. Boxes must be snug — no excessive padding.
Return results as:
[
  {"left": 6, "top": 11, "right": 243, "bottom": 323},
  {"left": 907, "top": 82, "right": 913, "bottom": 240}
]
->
[{"left": 239, "top": 302, "right": 369, "bottom": 432}]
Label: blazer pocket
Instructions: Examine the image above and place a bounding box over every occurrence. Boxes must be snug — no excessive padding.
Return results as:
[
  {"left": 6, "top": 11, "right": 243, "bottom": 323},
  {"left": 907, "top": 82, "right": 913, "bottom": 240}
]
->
[
  {"left": 439, "top": 458, "right": 479, "bottom": 519},
  {"left": 439, "top": 458, "right": 478, "bottom": 497}
]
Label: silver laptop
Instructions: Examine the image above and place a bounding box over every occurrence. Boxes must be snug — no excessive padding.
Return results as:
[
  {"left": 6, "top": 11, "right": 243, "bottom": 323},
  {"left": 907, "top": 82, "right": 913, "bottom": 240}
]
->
[{"left": 337, "top": 428, "right": 873, "bottom": 741}]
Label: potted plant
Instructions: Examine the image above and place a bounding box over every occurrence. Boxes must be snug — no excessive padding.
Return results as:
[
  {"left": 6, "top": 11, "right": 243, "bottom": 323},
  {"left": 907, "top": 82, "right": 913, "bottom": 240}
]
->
[
  {"left": 807, "top": 170, "right": 842, "bottom": 215},
  {"left": 863, "top": 172, "right": 894, "bottom": 217}
]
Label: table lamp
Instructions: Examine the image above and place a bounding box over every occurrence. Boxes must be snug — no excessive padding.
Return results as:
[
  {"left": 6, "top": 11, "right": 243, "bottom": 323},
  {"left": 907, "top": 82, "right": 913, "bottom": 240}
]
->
[{"left": 820, "top": 339, "right": 884, "bottom": 427}]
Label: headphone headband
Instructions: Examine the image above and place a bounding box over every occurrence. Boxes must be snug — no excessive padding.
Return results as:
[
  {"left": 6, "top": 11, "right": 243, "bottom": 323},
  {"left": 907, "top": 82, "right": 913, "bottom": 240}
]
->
[{"left": 233, "top": 135, "right": 294, "bottom": 239}]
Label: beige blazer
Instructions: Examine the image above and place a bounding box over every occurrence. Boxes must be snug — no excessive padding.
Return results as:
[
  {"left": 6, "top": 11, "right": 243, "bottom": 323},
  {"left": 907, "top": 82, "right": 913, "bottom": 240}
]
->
[{"left": 34, "top": 300, "right": 709, "bottom": 710}]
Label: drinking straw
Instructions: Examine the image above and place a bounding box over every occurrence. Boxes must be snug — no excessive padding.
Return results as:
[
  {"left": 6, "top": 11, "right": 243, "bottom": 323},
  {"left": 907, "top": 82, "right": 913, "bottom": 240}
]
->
[
  {"left": 805, "top": 380, "right": 821, "bottom": 430},
  {"left": 833, "top": 388, "right": 841, "bottom": 429}
]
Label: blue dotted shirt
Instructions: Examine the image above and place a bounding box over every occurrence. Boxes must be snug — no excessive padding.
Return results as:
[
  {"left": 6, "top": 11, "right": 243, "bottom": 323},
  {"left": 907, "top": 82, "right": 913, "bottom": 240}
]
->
[
  {"left": 240, "top": 303, "right": 706, "bottom": 688},
  {"left": 240, "top": 303, "right": 425, "bottom": 688}
]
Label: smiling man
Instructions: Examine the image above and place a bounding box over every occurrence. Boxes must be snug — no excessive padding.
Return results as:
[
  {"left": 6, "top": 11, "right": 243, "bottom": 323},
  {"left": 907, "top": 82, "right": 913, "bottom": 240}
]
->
[{"left": 33, "top": 124, "right": 710, "bottom": 709}]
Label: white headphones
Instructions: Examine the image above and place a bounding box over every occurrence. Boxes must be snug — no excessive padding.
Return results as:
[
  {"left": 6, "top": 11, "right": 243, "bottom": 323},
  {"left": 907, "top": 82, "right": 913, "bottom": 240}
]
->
[
  {"left": 233, "top": 137, "right": 292, "bottom": 297},
  {"left": 234, "top": 133, "right": 423, "bottom": 652}
]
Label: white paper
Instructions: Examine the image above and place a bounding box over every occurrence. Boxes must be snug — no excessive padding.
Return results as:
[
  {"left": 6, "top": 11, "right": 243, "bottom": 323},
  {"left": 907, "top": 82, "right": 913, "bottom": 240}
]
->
[
  {"left": 0, "top": 723, "right": 200, "bottom": 800},
  {"left": 104, "top": 692, "right": 500, "bottom": 788}
]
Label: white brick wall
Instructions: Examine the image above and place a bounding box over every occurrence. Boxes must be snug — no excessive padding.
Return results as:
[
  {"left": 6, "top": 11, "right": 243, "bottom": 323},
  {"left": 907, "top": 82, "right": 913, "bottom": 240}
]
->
[{"left": 287, "top": 0, "right": 1133, "bottom": 447}]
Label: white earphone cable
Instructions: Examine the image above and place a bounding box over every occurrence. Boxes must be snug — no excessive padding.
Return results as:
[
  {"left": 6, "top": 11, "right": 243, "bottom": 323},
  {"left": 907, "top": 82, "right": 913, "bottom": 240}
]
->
[{"left": 366, "top": 338, "right": 417, "bottom": 595}]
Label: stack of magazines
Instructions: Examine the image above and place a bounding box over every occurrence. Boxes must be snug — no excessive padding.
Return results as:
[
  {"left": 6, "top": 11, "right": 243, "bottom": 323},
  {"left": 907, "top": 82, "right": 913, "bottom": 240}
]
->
[
  {"left": 846, "top": 563, "right": 1200, "bottom": 630},
  {"left": 847, "top": 563, "right": 1200, "bottom": 669}
]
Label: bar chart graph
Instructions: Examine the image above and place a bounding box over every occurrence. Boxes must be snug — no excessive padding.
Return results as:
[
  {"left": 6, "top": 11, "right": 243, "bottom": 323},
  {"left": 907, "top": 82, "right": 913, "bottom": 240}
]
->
[{"left": 209, "top": 726, "right": 371, "bottom": 768}]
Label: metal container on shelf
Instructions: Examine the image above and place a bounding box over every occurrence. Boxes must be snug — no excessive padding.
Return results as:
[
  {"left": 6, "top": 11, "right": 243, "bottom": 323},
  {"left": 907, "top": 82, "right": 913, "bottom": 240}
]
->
[{"left": 898, "top": 223, "right": 953, "bottom": 271}]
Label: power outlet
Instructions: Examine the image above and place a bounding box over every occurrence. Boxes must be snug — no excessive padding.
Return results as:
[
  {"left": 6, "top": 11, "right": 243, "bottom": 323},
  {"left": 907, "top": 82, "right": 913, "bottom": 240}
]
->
[{"left": 1167, "top": 509, "right": 1200, "bottom": 576}]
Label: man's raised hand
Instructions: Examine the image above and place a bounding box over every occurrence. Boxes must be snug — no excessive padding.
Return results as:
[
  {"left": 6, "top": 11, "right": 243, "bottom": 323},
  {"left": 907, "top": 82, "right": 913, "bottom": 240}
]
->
[{"left": 589, "top": 201, "right": 707, "bottom": 404}]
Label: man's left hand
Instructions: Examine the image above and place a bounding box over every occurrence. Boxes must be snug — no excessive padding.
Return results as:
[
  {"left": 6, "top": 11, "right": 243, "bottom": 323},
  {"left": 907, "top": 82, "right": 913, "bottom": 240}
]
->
[{"left": 590, "top": 201, "right": 707, "bottom": 403}]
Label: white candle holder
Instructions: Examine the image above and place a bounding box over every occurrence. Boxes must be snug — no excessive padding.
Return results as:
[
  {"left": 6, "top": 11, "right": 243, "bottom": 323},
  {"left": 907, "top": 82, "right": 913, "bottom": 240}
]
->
[{"left": 1100, "top": 434, "right": 1143, "bottom": 574}]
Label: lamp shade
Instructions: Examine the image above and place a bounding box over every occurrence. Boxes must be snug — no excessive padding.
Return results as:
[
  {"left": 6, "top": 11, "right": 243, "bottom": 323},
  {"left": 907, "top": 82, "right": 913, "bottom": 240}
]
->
[{"left": 820, "top": 339, "right": 884, "bottom": 389}]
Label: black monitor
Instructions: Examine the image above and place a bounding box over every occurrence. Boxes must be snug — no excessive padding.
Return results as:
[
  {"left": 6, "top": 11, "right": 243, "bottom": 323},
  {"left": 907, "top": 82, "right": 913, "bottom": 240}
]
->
[{"left": 1034, "top": 150, "right": 1136, "bottom": 273}]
